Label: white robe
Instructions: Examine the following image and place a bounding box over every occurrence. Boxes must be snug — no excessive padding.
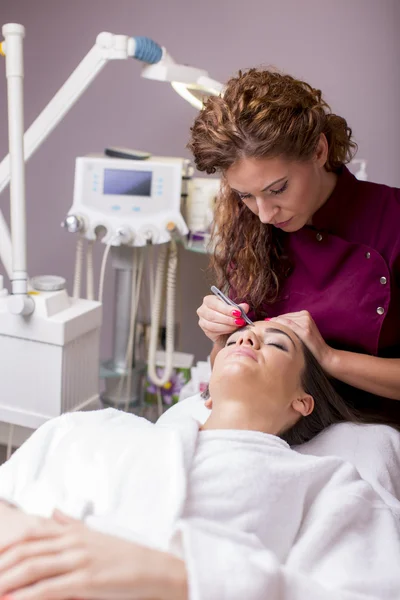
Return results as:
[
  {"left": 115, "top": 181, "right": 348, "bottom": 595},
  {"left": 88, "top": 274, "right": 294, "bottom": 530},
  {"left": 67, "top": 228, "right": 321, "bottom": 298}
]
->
[{"left": 0, "top": 408, "right": 399, "bottom": 600}]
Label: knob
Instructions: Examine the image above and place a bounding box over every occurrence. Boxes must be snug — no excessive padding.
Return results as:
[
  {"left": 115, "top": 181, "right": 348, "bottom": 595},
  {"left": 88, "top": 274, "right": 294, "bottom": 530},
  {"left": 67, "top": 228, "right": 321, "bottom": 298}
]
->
[
  {"left": 166, "top": 221, "right": 177, "bottom": 232},
  {"left": 61, "top": 214, "right": 84, "bottom": 234},
  {"left": 116, "top": 227, "right": 133, "bottom": 245},
  {"left": 138, "top": 225, "right": 159, "bottom": 244}
]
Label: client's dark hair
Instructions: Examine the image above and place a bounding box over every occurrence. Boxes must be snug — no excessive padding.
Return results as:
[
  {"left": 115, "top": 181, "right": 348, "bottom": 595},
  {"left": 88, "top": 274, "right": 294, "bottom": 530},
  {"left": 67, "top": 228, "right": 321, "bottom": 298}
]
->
[
  {"left": 280, "top": 343, "right": 357, "bottom": 445},
  {"left": 278, "top": 342, "right": 399, "bottom": 445}
]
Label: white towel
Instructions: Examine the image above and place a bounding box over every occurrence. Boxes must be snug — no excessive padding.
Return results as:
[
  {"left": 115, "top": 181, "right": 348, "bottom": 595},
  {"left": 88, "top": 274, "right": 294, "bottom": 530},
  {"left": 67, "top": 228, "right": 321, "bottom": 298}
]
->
[
  {"left": 159, "top": 393, "right": 400, "bottom": 505},
  {"left": 0, "top": 408, "right": 400, "bottom": 600},
  {"left": 170, "top": 424, "right": 400, "bottom": 600},
  {"left": 0, "top": 409, "right": 194, "bottom": 550},
  {"left": 295, "top": 421, "right": 400, "bottom": 509}
]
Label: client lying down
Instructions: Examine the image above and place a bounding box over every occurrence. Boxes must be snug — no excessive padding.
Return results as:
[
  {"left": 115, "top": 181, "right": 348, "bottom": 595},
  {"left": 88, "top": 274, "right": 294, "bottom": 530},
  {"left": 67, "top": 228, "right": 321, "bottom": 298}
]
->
[{"left": 0, "top": 320, "right": 399, "bottom": 600}]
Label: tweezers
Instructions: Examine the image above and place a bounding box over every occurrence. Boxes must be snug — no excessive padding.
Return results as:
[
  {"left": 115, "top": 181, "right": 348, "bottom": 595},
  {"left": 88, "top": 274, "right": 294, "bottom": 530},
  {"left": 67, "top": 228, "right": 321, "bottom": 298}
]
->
[{"left": 210, "top": 286, "right": 254, "bottom": 326}]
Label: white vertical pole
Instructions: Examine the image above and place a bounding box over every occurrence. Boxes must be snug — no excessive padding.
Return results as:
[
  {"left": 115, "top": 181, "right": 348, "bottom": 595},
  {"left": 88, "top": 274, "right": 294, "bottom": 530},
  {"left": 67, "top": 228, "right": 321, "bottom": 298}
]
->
[{"left": 3, "top": 23, "right": 33, "bottom": 314}]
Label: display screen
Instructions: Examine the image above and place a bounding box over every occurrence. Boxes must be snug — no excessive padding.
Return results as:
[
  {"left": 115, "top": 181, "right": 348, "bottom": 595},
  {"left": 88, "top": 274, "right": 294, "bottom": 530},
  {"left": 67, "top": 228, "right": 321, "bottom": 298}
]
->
[{"left": 103, "top": 168, "right": 152, "bottom": 196}]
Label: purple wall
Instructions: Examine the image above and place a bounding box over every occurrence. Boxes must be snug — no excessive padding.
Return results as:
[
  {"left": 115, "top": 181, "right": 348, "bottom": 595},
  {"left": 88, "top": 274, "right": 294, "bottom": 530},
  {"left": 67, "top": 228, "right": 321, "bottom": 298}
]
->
[{"left": 1, "top": 0, "right": 399, "bottom": 362}]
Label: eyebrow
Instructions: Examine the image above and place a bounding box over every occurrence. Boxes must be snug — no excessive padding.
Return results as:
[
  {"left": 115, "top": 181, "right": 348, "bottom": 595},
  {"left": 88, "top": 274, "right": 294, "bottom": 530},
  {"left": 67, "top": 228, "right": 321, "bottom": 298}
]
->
[
  {"left": 231, "top": 176, "right": 287, "bottom": 195},
  {"left": 264, "top": 327, "right": 297, "bottom": 350},
  {"left": 237, "top": 325, "right": 297, "bottom": 350}
]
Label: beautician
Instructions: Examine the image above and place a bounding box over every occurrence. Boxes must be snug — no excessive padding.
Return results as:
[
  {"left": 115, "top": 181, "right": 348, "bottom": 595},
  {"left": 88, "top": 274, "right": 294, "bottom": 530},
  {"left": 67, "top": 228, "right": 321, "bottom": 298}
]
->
[{"left": 192, "top": 68, "right": 400, "bottom": 420}]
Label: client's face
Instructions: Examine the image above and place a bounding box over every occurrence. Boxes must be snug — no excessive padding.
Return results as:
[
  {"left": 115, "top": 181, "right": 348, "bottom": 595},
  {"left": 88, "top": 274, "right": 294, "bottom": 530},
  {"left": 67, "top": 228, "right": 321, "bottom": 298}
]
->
[{"left": 207, "top": 321, "right": 313, "bottom": 433}]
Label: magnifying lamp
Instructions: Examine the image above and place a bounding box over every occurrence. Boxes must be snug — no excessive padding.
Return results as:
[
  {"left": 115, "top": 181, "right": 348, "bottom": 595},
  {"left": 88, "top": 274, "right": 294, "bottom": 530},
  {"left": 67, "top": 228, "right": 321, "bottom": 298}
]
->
[{"left": 141, "top": 57, "right": 223, "bottom": 109}]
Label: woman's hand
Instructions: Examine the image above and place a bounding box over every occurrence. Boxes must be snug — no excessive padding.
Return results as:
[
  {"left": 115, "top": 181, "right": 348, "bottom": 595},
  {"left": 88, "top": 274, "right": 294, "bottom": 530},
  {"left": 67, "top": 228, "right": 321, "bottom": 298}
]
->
[
  {"left": 197, "top": 294, "right": 249, "bottom": 344},
  {"left": 0, "top": 511, "right": 187, "bottom": 600},
  {"left": 0, "top": 501, "right": 65, "bottom": 554},
  {"left": 269, "top": 311, "right": 335, "bottom": 373}
]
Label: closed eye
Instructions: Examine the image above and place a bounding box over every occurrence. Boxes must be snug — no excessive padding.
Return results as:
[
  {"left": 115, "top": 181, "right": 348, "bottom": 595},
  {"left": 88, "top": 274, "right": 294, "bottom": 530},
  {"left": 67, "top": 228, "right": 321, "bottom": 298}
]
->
[
  {"left": 237, "top": 193, "right": 252, "bottom": 201},
  {"left": 226, "top": 340, "right": 288, "bottom": 351},
  {"left": 270, "top": 181, "right": 288, "bottom": 196},
  {"left": 267, "top": 342, "right": 288, "bottom": 352},
  {"left": 237, "top": 180, "right": 288, "bottom": 201}
]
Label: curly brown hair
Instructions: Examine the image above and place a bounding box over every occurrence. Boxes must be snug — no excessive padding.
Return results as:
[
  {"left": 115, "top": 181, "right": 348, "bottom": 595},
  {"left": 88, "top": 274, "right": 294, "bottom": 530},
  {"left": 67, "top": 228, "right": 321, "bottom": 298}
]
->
[{"left": 188, "top": 68, "right": 357, "bottom": 310}]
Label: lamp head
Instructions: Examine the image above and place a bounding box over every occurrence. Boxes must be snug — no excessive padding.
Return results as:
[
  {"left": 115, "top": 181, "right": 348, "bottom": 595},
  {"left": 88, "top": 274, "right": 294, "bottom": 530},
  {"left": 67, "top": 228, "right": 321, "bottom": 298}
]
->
[{"left": 139, "top": 48, "right": 224, "bottom": 109}]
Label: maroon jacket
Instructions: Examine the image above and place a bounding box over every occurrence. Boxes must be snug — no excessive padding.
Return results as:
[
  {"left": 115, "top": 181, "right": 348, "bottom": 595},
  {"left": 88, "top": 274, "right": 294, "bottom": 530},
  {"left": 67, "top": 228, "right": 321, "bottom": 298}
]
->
[{"left": 251, "top": 167, "right": 400, "bottom": 419}]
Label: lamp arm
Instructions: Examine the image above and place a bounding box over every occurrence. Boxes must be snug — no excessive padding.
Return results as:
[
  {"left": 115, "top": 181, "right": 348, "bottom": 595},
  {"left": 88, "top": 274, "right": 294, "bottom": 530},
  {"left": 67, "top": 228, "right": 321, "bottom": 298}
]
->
[{"left": 0, "top": 31, "right": 163, "bottom": 279}]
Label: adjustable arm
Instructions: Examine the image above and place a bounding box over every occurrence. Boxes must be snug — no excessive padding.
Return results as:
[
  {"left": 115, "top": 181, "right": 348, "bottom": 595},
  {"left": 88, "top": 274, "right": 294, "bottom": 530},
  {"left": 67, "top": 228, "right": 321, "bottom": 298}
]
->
[
  {"left": 0, "top": 31, "right": 163, "bottom": 282},
  {"left": 0, "top": 26, "right": 220, "bottom": 287},
  {"left": 0, "top": 32, "right": 141, "bottom": 197}
]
